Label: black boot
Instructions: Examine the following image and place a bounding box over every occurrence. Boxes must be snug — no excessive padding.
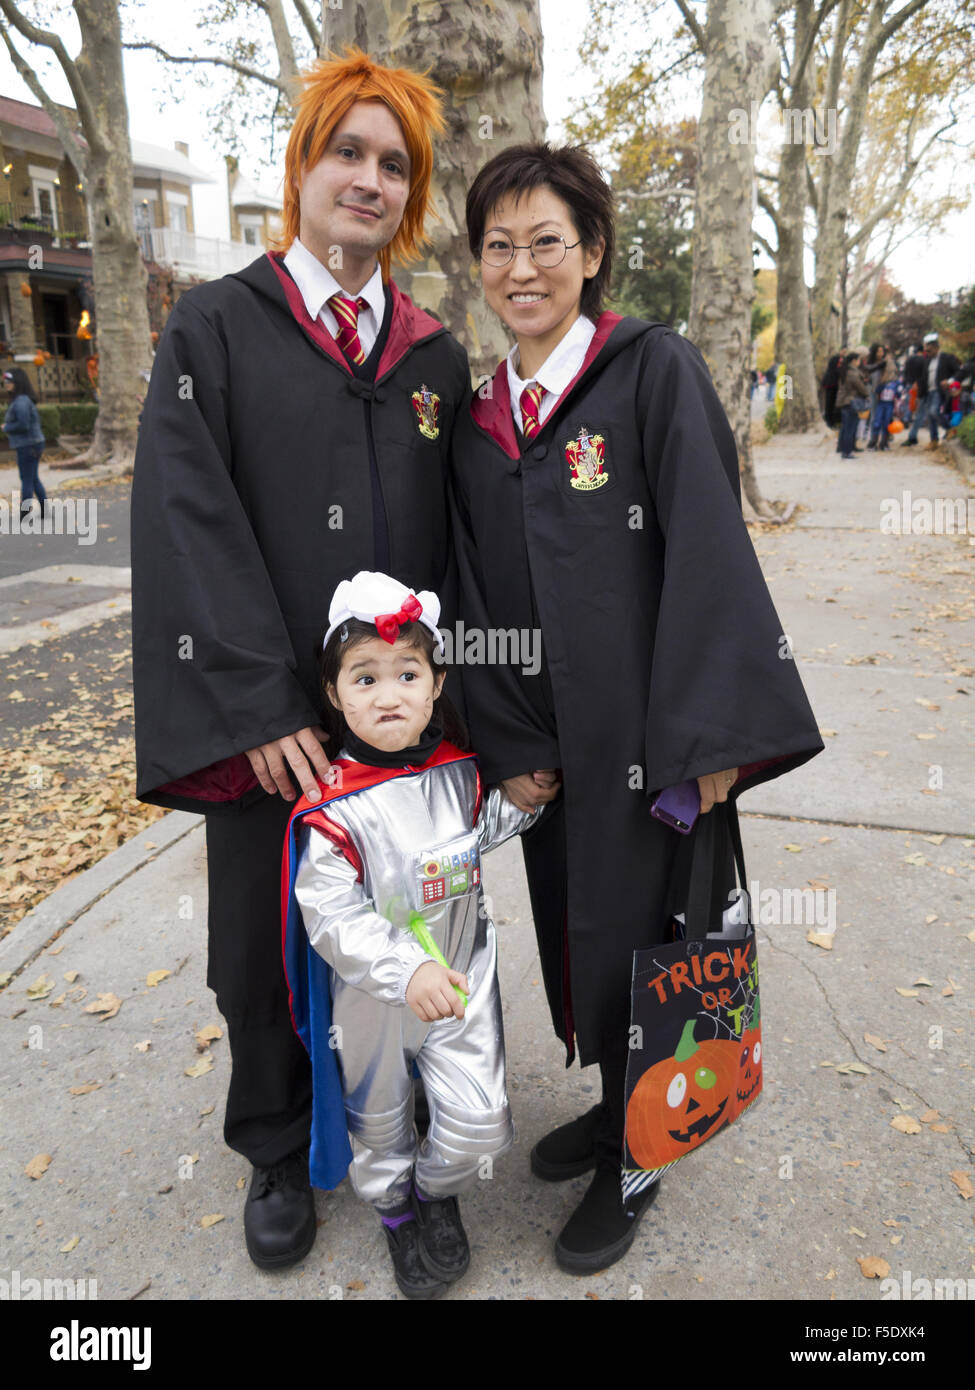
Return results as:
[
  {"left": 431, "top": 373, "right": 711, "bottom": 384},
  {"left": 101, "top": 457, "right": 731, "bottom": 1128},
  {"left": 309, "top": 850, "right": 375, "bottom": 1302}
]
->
[
  {"left": 244, "top": 1148, "right": 317, "bottom": 1270},
  {"left": 554, "top": 1162, "right": 661, "bottom": 1274},
  {"left": 382, "top": 1211, "right": 448, "bottom": 1299},
  {"left": 530, "top": 1103, "right": 603, "bottom": 1181},
  {"left": 412, "top": 1185, "right": 470, "bottom": 1282}
]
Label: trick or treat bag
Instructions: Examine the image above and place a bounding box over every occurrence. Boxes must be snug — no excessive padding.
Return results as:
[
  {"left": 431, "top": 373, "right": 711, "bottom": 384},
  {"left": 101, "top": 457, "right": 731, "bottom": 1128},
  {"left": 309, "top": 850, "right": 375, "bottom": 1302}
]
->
[{"left": 623, "top": 802, "right": 762, "bottom": 1201}]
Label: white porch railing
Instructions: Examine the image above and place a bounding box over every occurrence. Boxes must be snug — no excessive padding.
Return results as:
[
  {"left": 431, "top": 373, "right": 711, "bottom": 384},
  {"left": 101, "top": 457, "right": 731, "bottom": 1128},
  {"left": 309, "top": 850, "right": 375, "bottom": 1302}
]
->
[{"left": 142, "top": 226, "right": 257, "bottom": 279}]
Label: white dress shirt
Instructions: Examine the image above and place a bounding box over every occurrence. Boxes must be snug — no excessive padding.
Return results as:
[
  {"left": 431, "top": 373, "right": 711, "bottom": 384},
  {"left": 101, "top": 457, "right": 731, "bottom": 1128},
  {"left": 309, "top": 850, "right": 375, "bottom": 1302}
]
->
[
  {"left": 283, "top": 236, "right": 386, "bottom": 358},
  {"left": 507, "top": 314, "right": 598, "bottom": 434}
]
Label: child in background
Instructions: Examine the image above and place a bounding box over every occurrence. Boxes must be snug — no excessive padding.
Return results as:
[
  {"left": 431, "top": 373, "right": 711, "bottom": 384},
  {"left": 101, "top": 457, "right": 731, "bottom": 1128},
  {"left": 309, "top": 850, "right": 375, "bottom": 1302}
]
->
[{"left": 281, "top": 571, "right": 552, "bottom": 1298}]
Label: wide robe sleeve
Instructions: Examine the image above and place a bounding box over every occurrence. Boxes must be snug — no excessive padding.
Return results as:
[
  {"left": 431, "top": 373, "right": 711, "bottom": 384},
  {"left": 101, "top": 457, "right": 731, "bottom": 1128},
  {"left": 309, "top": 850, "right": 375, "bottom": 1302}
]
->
[
  {"left": 638, "top": 332, "right": 824, "bottom": 796},
  {"left": 131, "top": 297, "right": 320, "bottom": 812}
]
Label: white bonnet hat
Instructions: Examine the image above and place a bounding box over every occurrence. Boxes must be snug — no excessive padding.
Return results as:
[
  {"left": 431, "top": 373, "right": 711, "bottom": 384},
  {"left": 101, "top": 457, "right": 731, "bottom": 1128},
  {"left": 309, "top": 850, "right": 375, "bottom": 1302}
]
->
[{"left": 323, "top": 571, "right": 444, "bottom": 656}]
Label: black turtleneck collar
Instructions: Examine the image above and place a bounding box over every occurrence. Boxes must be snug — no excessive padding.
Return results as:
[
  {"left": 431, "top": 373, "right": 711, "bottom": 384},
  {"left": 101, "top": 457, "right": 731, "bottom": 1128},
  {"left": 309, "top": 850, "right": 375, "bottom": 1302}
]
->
[{"left": 342, "top": 720, "right": 443, "bottom": 769}]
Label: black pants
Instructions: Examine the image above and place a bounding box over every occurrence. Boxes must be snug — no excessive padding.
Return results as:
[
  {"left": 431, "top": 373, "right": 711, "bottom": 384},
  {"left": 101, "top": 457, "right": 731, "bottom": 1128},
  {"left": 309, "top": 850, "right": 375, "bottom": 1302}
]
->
[{"left": 205, "top": 792, "right": 313, "bottom": 1167}]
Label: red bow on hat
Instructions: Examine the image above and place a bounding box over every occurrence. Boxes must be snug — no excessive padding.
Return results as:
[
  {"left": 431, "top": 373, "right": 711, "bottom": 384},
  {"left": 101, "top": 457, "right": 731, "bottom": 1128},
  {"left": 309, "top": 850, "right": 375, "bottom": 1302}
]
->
[{"left": 374, "top": 594, "right": 423, "bottom": 644}]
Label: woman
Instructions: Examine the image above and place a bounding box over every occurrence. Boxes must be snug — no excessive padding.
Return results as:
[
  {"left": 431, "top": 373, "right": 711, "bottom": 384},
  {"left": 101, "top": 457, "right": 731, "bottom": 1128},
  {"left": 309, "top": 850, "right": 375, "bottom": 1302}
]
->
[
  {"left": 449, "top": 143, "right": 823, "bottom": 1274},
  {"left": 820, "top": 352, "right": 843, "bottom": 428},
  {"left": 835, "top": 350, "right": 870, "bottom": 459},
  {"left": 2, "top": 368, "right": 46, "bottom": 514}
]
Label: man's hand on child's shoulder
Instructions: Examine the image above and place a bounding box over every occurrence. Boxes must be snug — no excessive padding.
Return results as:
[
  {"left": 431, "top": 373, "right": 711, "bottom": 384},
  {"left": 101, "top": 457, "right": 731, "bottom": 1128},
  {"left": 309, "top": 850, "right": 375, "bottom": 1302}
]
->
[{"left": 406, "top": 961, "right": 468, "bottom": 1023}]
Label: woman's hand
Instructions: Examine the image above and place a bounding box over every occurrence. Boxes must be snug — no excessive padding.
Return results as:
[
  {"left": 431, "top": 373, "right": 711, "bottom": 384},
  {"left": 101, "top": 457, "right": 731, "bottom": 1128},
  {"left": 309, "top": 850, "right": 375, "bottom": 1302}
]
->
[
  {"left": 697, "top": 768, "right": 739, "bottom": 814},
  {"left": 406, "top": 961, "right": 468, "bottom": 1022},
  {"left": 244, "top": 725, "right": 331, "bottom": 801},
  {"left": 502, "top": 770, "right": 561, "bottom": 813}
]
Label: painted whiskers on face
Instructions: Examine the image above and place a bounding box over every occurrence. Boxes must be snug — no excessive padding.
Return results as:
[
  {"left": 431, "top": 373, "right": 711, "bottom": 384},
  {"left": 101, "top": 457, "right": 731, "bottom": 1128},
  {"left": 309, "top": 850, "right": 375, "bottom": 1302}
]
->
[{"left": 328, "top": 635, "right": 445, "bottom": 753}]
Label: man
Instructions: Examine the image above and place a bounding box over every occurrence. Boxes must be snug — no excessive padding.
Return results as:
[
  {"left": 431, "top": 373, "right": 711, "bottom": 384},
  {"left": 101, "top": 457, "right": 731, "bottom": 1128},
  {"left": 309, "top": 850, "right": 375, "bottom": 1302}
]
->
[
  {"left": 130, "top": 50, "right": 470, "bottom": 1269},
  {"left": 904, "top": 332, "right": 961, "bottom": 448}
]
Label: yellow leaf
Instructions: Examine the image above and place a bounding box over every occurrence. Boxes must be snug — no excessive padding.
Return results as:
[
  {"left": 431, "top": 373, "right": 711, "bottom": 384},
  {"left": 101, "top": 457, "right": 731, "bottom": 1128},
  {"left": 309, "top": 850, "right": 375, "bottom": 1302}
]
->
[
  {"left": 925, "top": 914, "right": 937, "bottom": 924},
  {"left": 84, "top": 992, "right": 121, "bottom": 1020},
  {"left": 184, "top": 1055, "right": 215, "bottom": 1078},
  {"left": 922, "top": 834, "right": 945, "bottom": 845},
  {"left": 916, "top": 733, "right": 937, "bottom": 740},
  {"left": 63, "top": 970, "right": 80, "bottom": 983},
  {"left": 895, "top": 987, "right": 919, "bottom": 998},
  {"left": 236, "top": 1175, "right": 247, "bottom": 1190},
  {"left": 26, "top": 975, "right": 54, "bottom": 1000},
  {"left": 863, "top": 1033, "right": 887, "bottom": 1052},
  {"left": 848, "top": 1227, "right": 868, "bottom": 1238},
  {"left": 824, "top": 1269, "right": 837, "bottom": 1280},
  {"left": 890, "top": 1115, "right": 922, "bottom": 1134},
  {"left": 785, "top": 843, "right": 803, "bottom": 852},
  {"left": 890, "top": 1234, "right": 903, "bottom": 1245},
  {"left": 134, "top": 1040, "right": 151, "bottom": 1053},
  {"left": 819, "top": 728, "right": 837, "bottom": 737},
  {"left": 836, "top": 1062, "right": 870, "bottom": 1075},
  {"left": 913, "top": 976, "right": 933, "bottom": 987},
  {"left": 807, "top": 930, "right": 834, "bottom": 950},
  {"left": 25, "top": 1153, "right": 52, "bottom": 1179},
  {"left": 146, "top": 969, "right": 171, "bottom": 988},
  {"left": 931, "top": 1123, "right": 951, "bottom": 1134},
  {"left": 59, "top": 1235, "right": 79, "bottom": 1254},
  {"left": 199, "top": 1213, "right": 225, "bottom": 1229},
  {"left": 68, "top": 1082, "right": 101, "bottom": 1095},
  {"left": 882, "top": 1219, "right": 901, "bottom": 1227},
  {"left": 857, "top": 1256, "right": 891, "bottom": 1279},
  {"left": 950, "top": 1171, "right": 974, "bottom": 1200},
  {"left": 194, "top": 1024, "right": 223, "bottom": 1052},
  {"left": 968, "top": 931, "right": 975, "bottom": 944}
]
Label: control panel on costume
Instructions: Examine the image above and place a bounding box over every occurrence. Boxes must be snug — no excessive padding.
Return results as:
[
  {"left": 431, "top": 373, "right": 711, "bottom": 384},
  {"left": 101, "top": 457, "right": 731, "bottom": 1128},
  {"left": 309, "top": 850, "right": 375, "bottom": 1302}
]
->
[{"left": 410, "top": 834, "right": 481, "bottom": 910}]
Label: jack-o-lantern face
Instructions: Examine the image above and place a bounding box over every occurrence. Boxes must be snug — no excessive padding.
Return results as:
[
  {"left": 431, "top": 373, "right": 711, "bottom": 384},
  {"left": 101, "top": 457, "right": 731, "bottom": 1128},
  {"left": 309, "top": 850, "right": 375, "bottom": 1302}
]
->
[
  {"left": 626, "top": 1019, "right": 738, "bottom": 1169},
  {"left": 732, "top": 999, "right": 762, "bottom": 1117}
]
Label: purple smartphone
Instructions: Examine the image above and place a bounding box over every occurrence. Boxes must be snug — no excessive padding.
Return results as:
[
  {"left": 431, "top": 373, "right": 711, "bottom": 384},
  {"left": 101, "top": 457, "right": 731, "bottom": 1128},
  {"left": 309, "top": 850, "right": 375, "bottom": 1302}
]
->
[{"left": 650, "top": 779, "right": 701, "bottom": 834}]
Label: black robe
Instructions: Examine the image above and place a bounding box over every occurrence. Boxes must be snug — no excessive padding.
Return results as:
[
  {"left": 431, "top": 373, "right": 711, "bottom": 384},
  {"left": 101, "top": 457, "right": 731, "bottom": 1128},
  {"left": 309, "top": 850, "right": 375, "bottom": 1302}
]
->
[
  {"left": 449, "top": 312, "right": 824, "bottom": 1067},
  {"left": 131, "top": 252, "right": 470, "bottom": 814}
]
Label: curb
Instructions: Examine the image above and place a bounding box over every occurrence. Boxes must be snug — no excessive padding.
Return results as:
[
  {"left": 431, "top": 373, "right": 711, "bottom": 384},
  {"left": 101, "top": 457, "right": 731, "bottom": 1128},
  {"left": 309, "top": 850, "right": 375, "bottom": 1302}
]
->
[{"left": 0, "top": 810, "right": 202, "bottom": 984}]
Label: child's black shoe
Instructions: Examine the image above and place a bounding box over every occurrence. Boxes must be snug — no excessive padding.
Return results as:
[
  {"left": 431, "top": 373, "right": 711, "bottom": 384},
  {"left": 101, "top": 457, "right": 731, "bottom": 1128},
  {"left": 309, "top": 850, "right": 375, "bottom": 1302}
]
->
[
  {"left": 412, "top": 1186, "right": 470, "bottom": 1282},
  {"left": 382, "top": 1214, "right": 447, "bottom": 1299}
]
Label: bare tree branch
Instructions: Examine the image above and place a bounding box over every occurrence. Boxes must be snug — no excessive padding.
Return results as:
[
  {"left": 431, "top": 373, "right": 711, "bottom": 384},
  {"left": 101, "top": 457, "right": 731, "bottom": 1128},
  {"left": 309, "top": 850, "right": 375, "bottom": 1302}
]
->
[
  {"left": 122, "top": 40, "right": 288, "bottom": 94},
  {"left": 0, "top": 0, "right": 98, "bottom": 138},
  {"left": 671, "top": 0, "right": 707, "bottom": 54},
  {"left": 0, "top": 25, "right": 89, "bottom": 179},
  {"left": 753, "top": 228, "right": 778, "bottom": 258},
  {"left": 805, "top": 160, "right": 818, "bottom": 215},
  {"left": 291, "top": 0, "right": 320, "bottom": 50},
  {"left": 878, "top": 0, "right": 929, "bottom": 47},
  {"left": 757, "top": 189, "right": 781, "bottom": 228},
  {"left": 792, "top": 0, "right": 843, "bottom": 88}
]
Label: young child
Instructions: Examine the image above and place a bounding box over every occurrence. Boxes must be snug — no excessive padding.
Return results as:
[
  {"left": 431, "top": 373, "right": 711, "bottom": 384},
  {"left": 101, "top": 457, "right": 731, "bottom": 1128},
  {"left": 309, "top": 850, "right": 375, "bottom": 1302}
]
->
[{"left": 281, "top": 571, "right": 549, "bottom": 1298}]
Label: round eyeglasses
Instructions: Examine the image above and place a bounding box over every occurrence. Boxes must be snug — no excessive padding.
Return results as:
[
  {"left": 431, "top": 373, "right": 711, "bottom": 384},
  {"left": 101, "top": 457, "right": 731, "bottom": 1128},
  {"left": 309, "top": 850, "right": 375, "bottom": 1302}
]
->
[{"left": 479, "top": 231, "right": 582, "bottom": 268}]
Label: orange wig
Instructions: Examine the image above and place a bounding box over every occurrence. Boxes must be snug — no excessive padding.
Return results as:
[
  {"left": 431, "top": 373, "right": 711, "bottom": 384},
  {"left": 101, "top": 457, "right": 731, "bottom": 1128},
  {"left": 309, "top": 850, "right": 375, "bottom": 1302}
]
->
[{"left": 276, "top": 48, "right": 446, "bottom": 279}]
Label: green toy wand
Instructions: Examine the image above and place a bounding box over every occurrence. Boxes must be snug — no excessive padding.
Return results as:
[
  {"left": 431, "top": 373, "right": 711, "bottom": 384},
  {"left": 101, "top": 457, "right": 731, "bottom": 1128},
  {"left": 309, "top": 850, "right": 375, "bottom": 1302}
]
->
[{"left": 407, "top": 911, "right": 468, "bottom": 1006}]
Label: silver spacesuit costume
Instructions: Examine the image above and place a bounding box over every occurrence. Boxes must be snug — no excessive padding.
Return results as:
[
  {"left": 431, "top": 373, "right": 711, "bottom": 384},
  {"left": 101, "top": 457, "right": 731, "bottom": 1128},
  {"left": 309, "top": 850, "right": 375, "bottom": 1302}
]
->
[{"left": 293, "top": 749, "right": 540, "bottom": 1208}]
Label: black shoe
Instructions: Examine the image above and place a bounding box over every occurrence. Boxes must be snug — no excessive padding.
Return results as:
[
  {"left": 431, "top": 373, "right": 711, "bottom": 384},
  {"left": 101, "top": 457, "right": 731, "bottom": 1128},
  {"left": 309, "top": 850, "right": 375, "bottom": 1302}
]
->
[
  {"left": 383, "top": 1216, "right": 448, "bottom": 1299},
  {"left": 244, "top": 1148, "right": 317, "bottom": 1270},
  {"left": 530, "top": 1103, "right": 603, "bottom": 1181},
  {"left": 412, "top": 1188, "right": 470, "bottom": 1282},
  {"left": 554, "top": 1163, "right": 661, "bottom": 1275},
  {"left": 903, "top": 437, "right": 917, "bottom": 446}
]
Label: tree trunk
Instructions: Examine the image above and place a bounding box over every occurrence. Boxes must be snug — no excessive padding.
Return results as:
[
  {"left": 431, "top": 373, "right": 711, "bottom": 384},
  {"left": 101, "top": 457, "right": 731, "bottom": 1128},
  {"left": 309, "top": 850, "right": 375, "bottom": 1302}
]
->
[
  {"left": 74, "top": 0, "right": 152, "bottom": 468},
  {"left": 773, "top": 0, "right": 823, "bottom": 433},
  {"left": 689, "top": 0, "right": 776, "bottom": 516},
  {"left": 324, "top": 0, "right": 546, "bottom": 382}
]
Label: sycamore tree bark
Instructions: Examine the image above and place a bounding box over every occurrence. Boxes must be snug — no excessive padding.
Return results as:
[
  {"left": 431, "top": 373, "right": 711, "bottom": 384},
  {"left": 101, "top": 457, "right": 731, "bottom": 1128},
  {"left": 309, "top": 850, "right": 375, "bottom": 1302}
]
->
[
  {"left": 683, "top": 0, "right": 778, "bottom": 517},
  {"left": 0, "top": 0, "right": 153, "bottom": 469},
  {"left": 324, "top": 1, "right": 546, "bottom": 382}
]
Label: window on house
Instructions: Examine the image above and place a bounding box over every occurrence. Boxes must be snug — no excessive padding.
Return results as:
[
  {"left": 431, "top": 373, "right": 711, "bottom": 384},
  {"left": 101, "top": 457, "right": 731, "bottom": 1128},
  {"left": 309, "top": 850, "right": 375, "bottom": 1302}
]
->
[
  {"left": 167, "top": 199, "right": 188, "bottom": 233},
  {"left": 243, "top": 225, "right": 258, "bottom": 246}
]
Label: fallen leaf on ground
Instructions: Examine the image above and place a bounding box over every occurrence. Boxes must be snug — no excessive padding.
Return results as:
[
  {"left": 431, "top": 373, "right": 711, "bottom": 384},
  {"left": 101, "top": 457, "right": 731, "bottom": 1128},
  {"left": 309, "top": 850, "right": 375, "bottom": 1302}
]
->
[
  {"left": 807, "top": 930, "right": 834, "bottom": 950},
  {"left": 25, "top": 1153, "right": 52, "bottom": 1179},
  {"left": 785, "top": 843, "right": 802, "bottom": 852},
  {"left": 903, "top": 853, "right": 928, "bottom": 866},
  {"left": 950, "top": 1171, "right": 974, "bottom": 1200},
  {"left": 968, "top": 931, "right": 975, "bottom": 944},
  {"left": 194, "top": 1024, "right": 223, "bottom": 1051},
  {"left": 925, "top": 914, "right": 938, "bottom": 924},
  {"left": 890, "top": 1115, "right": 922, "bottom": 1134},
  {"left": 895, "top": 987, "right": 919, "bottom": 998},
  {"left": 919, "top": 1109, "right": 940, "bottom": 1122},
  {"left": 864, "top": 1033, "right": 888, "bottom": 1052},
  {"left": 59, "top": 1236, "right": 79, "bottom": 1253},
  {"left": 931, "top": 1123, "right": 952, "bottom": 1134},
  {"left": 63, "top": 970, "right": 79, "bottom": 983},
  {"left": 134, "top": 1040, "right": 151, "bottom": 1053},
  {"left": 84, "top": 992, "right": 121, "bottom": 1020},
  {"left": 819, "top": 729, "right": 837, "bottom": 737},
  {"left": 890, "top": 1234, "right": 903, "bottom": 1245},
  {"left": 858, "top": 1256, "right": 891, "bottom": 1279},
  {"left": 836, "top": 1062, "right": 870, "bottom": 1075},
  {"left": 199, "top": 1213, "right": 225, "bottom": 1229},
  {"left": 882, "top": 1219, "right": 901, "bottom": 1227},
  {"left": 922, "top": 833, "right": 946, "bottom": 845},
  {"left": 200, "top": 1104, "right": 215, "bottom": 1116},
  {"left": 236, "top": 1176, "right": 246, "bottom": 1190},
  {"left": 184, "top": 1055, "right": 214, "bottom": 1078},
  {"left": 26, "top": 975, "right": 54, "bottom": 1000},
  {"left": 68, "top": 1082, "right": 101, "bottom": 1095},
  {"left": 843, "top": 1160, "right": 862, "bottom": 1168},
  {"left": 913, "top": 976, "right": 933, "bottom": 987},
  {"left": 146, "top": 969, "right": 171, "bottom": 988},
  {"left": 848, "top": 1226, "right": 868, "bottom": 1238},
  {"left": 346, "top": 1279, "right": 365, "bottom": 1291}
]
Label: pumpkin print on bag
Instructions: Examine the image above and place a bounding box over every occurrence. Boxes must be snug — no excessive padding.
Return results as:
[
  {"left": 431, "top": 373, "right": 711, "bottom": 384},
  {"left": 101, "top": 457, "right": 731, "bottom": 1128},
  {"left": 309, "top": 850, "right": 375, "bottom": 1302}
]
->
[
  {"left": 731, "top": 996, "right": 762, "bottom": 1119},
  {"left": 625, "top": 1017, "right": 739, "bottom": 1169}
]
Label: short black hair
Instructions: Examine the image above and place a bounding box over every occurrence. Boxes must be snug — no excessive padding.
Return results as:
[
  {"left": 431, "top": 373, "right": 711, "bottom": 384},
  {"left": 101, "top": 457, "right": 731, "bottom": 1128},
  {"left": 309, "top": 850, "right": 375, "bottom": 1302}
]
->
[
  {"left": 316, "top": 618, "right": 467, "bottom": 751},
  {"left": 465, "top": 142, "right": 615, "bottom": 321},
  {"left": 5, "top": 367, "right": 37, "bottom": 401}
]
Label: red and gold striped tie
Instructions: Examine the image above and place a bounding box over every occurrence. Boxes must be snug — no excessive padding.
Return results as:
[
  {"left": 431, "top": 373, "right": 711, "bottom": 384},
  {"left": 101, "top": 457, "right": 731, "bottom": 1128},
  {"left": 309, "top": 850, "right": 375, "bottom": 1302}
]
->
[
  {"left": 328, "top": 293, "right": 368, "bottom": 366},
  {"left": 520, "top": 382, "right": 545, "bottom": 438}
]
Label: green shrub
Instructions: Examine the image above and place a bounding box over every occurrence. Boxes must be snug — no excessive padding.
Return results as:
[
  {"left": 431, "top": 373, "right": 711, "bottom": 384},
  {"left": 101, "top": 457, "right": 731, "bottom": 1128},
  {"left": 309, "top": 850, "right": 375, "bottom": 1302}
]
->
[
  {"left": 764, "top": 404, "right": 779, "bottom": 436},
  {"left": 958, "top": 413, "right": 975, "bottom": 454},
  {"left": 37, "top": 403, "right": 61, "bottom": 441},
  {"left": 58, "top": 403, "right": 98, "bottom": 436}
]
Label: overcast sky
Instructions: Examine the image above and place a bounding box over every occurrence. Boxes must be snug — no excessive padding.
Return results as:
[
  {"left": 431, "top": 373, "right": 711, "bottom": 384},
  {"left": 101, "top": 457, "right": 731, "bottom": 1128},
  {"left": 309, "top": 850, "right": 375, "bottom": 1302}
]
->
[{"left": 1, "top": 0, "right": 972, "bottom": 305}]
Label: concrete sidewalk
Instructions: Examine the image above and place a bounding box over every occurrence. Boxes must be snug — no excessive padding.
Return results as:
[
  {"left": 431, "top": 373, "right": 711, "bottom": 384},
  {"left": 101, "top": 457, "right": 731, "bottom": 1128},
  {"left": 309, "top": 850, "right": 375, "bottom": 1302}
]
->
[{"left": 2, "top": 427, "right": 974, "bottom": 1302}]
